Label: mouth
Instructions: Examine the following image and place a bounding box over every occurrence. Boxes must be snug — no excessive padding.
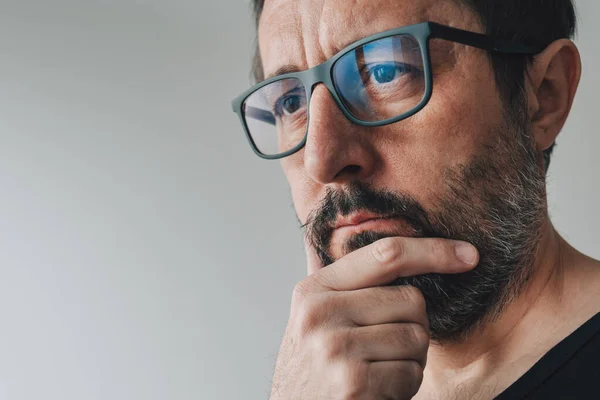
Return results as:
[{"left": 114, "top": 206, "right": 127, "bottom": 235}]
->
[
  {"left": 323, "top": 211, "right": 424, "bottom": 260},
  {"left": 339, "top": 218, "right": 400, "bottom": 233},
  {"left": 334, "top": 212, "right": 381, "bottom": 228},
  {"left": 332, "top": 212, "right": 414, "bottom": 234}
]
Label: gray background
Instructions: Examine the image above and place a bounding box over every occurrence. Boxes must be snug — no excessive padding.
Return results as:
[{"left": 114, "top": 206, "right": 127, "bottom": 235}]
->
[{"left": 0, "top": 0, "right": 597, "bottom": 399}]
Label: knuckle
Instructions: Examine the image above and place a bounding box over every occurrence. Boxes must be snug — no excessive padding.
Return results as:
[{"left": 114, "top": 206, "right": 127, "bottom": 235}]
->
[
  {"left": 292, "top": 293, "right": 326, "bottom": 333},
  {"left": 296, "top": 300, "right": 321, "bottom": 333},
  {"left": 372, "top": 237, "right": 404, "bottom": 266},
  {"left": 408, "top": 323, "right": 430, "bottom": 352},
  {"left": 318, "top": 330, "right": 351, "bottom": 361},
  {"left": 336, "top": 362, "right": 368, "bottom": 399},
  {"left": 400, "top": 285, "right": 426, "bottom": 311},
  {"left": 292, "top": 281, "right": 311, "bottom": 304}
]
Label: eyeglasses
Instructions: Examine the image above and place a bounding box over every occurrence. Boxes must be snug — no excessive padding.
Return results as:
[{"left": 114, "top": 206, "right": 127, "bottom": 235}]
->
[{"left": 231, "top": 21, "right": 541, "bottom": 160}]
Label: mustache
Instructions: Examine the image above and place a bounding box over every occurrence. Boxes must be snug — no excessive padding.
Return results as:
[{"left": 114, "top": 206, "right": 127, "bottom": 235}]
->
[{"left": 301, "top": 181, "right": 438, "bottom": 241}]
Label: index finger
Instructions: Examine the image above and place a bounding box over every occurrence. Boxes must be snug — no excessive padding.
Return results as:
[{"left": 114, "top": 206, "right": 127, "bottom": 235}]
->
[{"left": 312, "top": 237, "right": 479, "bottom": 291}]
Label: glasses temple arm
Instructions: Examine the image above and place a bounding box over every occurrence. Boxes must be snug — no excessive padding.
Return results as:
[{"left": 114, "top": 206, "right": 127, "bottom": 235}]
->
[
  {"left": 244, "top": 106, "right": 276, "bottom": 126},
  {"left": 428, "top": 22, "right": 543, "bottom": 55}
]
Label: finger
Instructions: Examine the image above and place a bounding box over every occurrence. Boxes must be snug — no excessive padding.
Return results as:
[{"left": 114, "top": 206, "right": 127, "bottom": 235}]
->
[
  {"left": 367, "top": 360, "right": 423, "bottom": 400},
  {"left": 341, "top": 286, "right": 429, "bottom": 328},
  {"left": 348, "top": 323, "right": 429, "bottom": 366},
  {"left": 313, "top": 237, "right": 479, "bottom": 291},
  {"left": 304, "top": 235, "right": 324, "bottom": 276}
]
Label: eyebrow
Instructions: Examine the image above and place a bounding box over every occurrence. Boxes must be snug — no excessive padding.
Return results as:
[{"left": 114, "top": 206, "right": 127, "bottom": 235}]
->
[
  {"left": 265, "top": 65, "right": 303, "bottom": 81},
  {"left": 263, "top": 29, "right": 415, "bottom": 82}
]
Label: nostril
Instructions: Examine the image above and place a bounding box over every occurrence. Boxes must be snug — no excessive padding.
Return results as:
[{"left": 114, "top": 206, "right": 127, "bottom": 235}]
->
[{"left": 335, "top": 164, "right": 362, "bottom": 179}]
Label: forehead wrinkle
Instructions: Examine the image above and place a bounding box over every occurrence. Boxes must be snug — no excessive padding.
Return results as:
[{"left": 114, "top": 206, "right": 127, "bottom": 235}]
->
[
  {"left": 258, "top": 0, "right": 306, "bottom": 80},
  {"left": 308, "top": 0, "right": 436, "bottom": 62},
  {"left": 298, "top": 0, "right": 325, "bottom": 74},
  {"left": 259, "top": 0, "right": 482, "bottom": 79},
  {"left": 314, "top": 0, "right": 359, "bottom": 59}
]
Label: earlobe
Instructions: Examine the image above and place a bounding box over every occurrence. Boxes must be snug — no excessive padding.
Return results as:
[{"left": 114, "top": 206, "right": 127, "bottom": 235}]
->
[{"left": 529, "top": 39, "right": 582, "bottom": 152}]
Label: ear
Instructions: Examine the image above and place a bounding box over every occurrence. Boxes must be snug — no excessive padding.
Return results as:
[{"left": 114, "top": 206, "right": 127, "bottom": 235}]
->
[{"left": 525, "top": 39, "right": 581, "bottom": 154}]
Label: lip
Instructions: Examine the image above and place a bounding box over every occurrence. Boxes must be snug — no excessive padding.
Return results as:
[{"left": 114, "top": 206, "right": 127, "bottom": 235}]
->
[{"left": 333, "top": 212, "right": 397, "bottom": 230}]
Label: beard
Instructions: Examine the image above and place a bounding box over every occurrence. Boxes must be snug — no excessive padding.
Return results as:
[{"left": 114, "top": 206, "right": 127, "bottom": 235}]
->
[{"left": 302, "top": 103, "right": 547, "bottom": 343}]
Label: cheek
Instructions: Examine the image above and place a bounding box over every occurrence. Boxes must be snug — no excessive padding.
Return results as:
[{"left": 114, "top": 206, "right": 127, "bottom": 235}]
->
[
  {"left": 281, "top": 154, "right": 317, "bottom": 223},
  {"left": 375, "top": 55, "right": 504, "bottom": 200}
]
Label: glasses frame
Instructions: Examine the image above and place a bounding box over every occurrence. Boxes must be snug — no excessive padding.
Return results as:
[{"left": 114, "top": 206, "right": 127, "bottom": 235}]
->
[{"left": 231, "top": 21, "right": 542, "bottom": 160}]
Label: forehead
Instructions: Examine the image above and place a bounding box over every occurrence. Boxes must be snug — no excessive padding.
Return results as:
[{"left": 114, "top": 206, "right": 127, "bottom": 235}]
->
[{"left": 258, "top": 0, "right": 478, "bottom": 79}]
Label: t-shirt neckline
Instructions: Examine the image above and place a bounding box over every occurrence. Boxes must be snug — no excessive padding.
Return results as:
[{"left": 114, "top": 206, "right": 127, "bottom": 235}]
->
[{"left": 494, "top": 311, "right": 600, "bottom": 399}]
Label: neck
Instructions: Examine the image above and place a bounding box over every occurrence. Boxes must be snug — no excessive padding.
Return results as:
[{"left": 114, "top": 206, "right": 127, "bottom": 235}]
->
[{"left": 423, "top": 216, "right": 598, "bottom": 392}]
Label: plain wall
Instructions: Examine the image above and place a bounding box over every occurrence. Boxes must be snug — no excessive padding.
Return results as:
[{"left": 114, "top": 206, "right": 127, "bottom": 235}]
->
[{"left": 0, "top": 0, "right": 597, "bottom": 399}]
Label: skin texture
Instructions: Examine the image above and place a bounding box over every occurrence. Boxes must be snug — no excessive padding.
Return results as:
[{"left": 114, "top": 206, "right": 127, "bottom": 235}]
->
[{"left": 257, "top": 0, "right": 600, "bottom": 398}]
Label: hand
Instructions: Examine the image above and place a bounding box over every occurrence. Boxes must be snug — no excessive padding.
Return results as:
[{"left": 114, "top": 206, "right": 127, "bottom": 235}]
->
[{"left": 269, "top": 237, "right": 479, "bottom": 400}]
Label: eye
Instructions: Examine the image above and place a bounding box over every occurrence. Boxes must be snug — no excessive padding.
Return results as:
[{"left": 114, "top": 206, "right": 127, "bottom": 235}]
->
[
  {"left": 273, "top": 89, "right": 306, "bottom": 118},
  {"left": 282, "top": 95, "right": 302, "bottom": 115},
  {"left": 372, "top": 65, "right": 397, "bottom": 83},
  {"left": 367, "top": 63, "right": 413, "bottom": 85}
]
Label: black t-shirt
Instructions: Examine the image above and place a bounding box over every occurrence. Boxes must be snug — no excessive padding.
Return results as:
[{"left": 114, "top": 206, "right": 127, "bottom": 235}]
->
[{"left": 494, "top": 312, "right": 600, "bottom": 399}]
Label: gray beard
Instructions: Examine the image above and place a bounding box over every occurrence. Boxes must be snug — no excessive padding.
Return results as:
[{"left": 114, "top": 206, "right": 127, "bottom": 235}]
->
[{"left": 302, "top": 106, "right": 547, "bottom": 343}]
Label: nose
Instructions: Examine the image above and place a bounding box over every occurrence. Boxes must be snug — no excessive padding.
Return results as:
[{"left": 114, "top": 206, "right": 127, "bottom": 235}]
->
[{"left": 302, "top": 84, "right": 378, "bottom": 184}]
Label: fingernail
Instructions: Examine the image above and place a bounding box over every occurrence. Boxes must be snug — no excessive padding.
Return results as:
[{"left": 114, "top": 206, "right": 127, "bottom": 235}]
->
[{"left": 454, "top": 242, "right": 478, "bottom": 265}]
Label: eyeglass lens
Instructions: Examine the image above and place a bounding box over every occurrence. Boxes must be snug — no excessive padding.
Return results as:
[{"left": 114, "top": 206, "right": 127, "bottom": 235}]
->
[{"left": 241, "top": 34, "right": 426, "bottom": 157}]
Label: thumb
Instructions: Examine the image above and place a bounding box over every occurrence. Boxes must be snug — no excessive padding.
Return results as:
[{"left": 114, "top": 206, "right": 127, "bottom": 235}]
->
[{"left": 303, "top": 236, "right": 324, "bottom": 276}]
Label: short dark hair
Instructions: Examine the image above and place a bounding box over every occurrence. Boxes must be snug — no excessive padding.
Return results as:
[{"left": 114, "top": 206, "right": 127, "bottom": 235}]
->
[{"left": 249, "top": 0, "right": 577, "bottom": 173}]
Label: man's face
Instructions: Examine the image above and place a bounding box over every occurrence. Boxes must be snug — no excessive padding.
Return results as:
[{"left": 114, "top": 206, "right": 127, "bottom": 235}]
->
[{"left": 258, "top": 0, "right": 547, "bottom": 341}]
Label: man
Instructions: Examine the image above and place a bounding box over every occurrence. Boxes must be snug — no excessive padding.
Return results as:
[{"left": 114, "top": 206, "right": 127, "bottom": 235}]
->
[{"left": 231, "top": 0, "right": 600, "bottom": 398}]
